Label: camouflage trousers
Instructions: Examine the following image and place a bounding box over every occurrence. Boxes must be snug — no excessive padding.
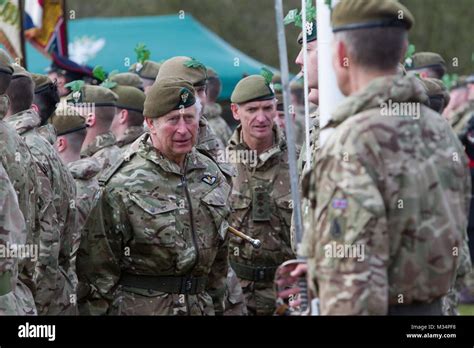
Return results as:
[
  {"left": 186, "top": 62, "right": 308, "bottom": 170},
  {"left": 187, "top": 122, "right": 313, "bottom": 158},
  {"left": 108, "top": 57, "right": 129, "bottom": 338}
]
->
[
  {"left": 239, "top": 279, "right": 276, "bottom": 316},
  {"left": 224, "top": 267, "right": 247, "bottom": 316}
]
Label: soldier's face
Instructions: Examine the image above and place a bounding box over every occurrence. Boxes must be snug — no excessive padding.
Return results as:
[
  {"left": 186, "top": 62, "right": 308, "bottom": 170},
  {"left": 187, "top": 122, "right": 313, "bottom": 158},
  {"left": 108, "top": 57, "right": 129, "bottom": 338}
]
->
[
  {"left": 232, "top": 99, "right": 276, "bottom": 141},
  {"left": 295, "top": 40, "right": 318, "bottom": 89},
  {"left": 146, "top": 106, "right": 199, "bottom": 162}
]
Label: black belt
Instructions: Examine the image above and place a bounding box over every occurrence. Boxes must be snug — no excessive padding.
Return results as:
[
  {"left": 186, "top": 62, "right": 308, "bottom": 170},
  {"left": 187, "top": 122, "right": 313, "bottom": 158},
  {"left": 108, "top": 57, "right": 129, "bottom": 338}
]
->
[
  {"left": 230, "top": 261, "right": 277, "bottom": 282},
  {"left": 388, "top": 298, "right": 443, "bottom": 315},
  {"left": 119, "top": 273, "right": 208, "bottom": 295}
]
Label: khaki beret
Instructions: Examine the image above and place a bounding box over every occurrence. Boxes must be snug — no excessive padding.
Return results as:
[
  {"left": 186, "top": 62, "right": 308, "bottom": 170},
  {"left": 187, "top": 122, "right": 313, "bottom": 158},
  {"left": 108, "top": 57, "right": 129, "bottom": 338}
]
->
[
  {"left": 129, "top": 60, "right": 161, "bottom": 80},
  {"left": 407, "top": 52, "right": 446, "bottom": 71},
  {"left": 109, "top": 72, "right": 144, "bottom": 89},
  {"left": 51, "top": 108, "right": 87, "bottom": 136},
  {"left": 31, "top": 73, "right": 54, "bottom": 94},
  {"left": 66, "top": 85, "right": 118, "bottom": 107},
  {"left": 332, "top": 0, "right": 414, "bottom": 33},
  {"left": 12, "top": 64, "right": 32, "bottom": 80},
  {"left": 158, "top": 56, "right": 208, "bottom": 87},
  {"left": 144, "top": 77, "right": 196, "bottom": 118},
  {"left": 231, "top": 75, "right": 275, "bottom": 104},
  {"left": 111, "top": 85, "right": 146, "bottom": 113},
  {"left": 0, "top": 49, "right": 13, "bottom": 75}
]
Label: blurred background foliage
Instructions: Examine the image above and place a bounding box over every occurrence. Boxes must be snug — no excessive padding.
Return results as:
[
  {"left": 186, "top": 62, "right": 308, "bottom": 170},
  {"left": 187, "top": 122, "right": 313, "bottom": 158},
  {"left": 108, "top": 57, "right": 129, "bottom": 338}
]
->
[{"left": 67, "top": 0, "right": 473, "bottom": 75}]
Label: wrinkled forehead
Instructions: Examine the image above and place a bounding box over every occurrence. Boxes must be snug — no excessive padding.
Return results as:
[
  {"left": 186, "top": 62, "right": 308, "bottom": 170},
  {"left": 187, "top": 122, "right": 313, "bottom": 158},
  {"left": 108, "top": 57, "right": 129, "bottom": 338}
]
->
[
  {"left": 241, "top": 99, "right": 276, "bottom": 109},
  {"left": 161, "top": 105, "right": 198, "bottom": 120}
]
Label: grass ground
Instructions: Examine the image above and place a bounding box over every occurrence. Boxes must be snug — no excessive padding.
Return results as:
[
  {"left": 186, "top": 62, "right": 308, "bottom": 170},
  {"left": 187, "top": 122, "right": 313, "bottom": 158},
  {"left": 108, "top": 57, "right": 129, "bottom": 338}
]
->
[{"left": 459, "top": 304, "right": 474, "bottom": 315}]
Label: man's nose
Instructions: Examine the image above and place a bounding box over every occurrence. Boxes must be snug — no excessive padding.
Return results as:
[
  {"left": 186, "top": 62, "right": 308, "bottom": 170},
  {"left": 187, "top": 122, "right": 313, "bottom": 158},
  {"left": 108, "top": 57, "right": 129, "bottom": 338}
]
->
[{"left": 176, "top": 117, "right": 188, "bottom": 134}]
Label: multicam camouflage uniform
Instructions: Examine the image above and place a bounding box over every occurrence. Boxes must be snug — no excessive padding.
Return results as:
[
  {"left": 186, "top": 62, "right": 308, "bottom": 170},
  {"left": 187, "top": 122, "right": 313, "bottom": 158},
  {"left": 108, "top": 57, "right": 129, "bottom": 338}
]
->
[
  {"left": 6, "top": 108, "right": 78, "bottom": 315},
  {"left": 227, "top": 125, "right": 297, "bottom": 315},
  {"left": 77, "top": 134, "right": 230, "bottom": 315},
  {"left": 204, "top": 103, "right": 232, "bottom": 146},
  {"left": 0, "top": 162, "right": 26, "bottom": 315},
  {"left": 303, "top": 74, "right": 471, "bottom": 315},
  {"left": 115, "top": 126, "right": 145, "bottom": 153},
  {"left": 0, "top": 96, "right": 38, "bottom": 315},
  {"left": 449, "top": 100, "right": 474, "bottom": 136},
  {"left": 68, "top": 158, "right": 100, "bottom": 270},
  {"left": 197, "top": 116, "right": 226, "bottom": 162},
  {"left": 80, "top": 131, "right": 122, "bottom": 177}
]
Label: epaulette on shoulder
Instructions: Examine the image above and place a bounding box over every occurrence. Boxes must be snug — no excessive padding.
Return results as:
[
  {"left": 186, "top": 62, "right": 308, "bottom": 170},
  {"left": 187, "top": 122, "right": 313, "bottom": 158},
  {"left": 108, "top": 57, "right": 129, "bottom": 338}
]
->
[{"left": 98, "top": 148, "right": 136, "bottom": 187}]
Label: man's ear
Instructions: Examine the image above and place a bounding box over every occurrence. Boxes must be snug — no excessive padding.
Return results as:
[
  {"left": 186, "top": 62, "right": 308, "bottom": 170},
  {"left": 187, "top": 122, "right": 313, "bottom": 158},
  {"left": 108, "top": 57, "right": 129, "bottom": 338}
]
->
[
  {"left": 230, "top": 103, "right": 240, "bottom": 121},
  {"left": 31, "top": 103, "right": 39, "bottom": 112},
  {"left": 86, "top": 113, "right": 96, "bottom": 127},
  {"left": 145, "top": 117, "right": 156, "bottom": 134},
  {"left": 337, "top": 40, "right": 349, "bottom": 70},
  {"left": 56, "top": 136, "right": 67, "bottom": 153},
  {"left": 119, "top": 109, "right": 128, "bottom": 124}
]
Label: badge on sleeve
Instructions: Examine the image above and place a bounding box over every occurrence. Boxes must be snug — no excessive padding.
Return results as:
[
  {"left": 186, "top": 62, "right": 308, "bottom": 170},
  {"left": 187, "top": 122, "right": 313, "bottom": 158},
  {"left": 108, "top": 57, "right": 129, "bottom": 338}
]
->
[
  {"left": 202, "top": 174, "right": 217, "bottom": 186},
  {"left": 332, "top": 198, "right": 348, "bottom": 210}
]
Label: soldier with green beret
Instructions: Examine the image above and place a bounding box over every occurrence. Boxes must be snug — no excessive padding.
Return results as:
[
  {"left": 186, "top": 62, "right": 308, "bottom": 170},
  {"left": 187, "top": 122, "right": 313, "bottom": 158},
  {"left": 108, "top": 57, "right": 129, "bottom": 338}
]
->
[
  {"left": 203, "top": 68, "right": 232, "bottom": 146},
  {"left": 129, "top": 44, "right": 161, "bottom": 94},
  {"left": 293, "top": 0, "right": 470, "bottom": 315},
  {"left": 66, "top": 83, "right": 122, "bottom": 177},
  {"left": 77, "top": 77, "right": 231, "bottom": 315},
  {"left": 227, "top": 71, "right": 297, "bottom": 315},
  {"left": 5, "top": 63, "right": 78, "bottom": 315},
  {"left": 157, "top": 56, "right": 230, "bottom": 171},
  {"left": 109, "top": 72, "right": 144, "bottom": 90},
  {"left": 109, "top": 85, "right": 146, "bottom": 152},
  {"left": 30, "top": 73, "right": 61, "bottom": 145},
  {"left": 405, "top": 52, "right": 447, "bottom": 80}
]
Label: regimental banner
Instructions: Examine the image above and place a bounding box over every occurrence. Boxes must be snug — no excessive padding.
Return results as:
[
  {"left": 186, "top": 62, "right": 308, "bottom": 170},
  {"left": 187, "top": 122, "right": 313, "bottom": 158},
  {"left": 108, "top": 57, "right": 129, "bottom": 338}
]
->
[
  {"left": 24, "top": 0, "right": 67, "bottom": 57},
  {"left": 0, "top": 0, "right": 24, "bottom": 64}
]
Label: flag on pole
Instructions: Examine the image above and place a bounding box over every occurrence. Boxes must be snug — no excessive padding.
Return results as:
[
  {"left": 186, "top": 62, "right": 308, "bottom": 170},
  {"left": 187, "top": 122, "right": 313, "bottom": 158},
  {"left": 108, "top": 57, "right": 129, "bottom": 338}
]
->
[
  {"left": 0, "top": 0, "right": 25, "bottom": 64},
  {"left": 24, "top": 0, "right": 68, "bottom": 57}
]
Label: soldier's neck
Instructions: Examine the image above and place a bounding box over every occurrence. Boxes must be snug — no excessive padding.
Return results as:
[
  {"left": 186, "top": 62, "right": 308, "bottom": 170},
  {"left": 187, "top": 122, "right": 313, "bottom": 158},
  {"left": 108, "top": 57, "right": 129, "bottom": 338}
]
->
[
  {"left": 242, "top": 132, "right": 274, "bottom": 155},
  {"left": 59, "top": 150, "right": 81, "bottom": 164},
  {"left": 348, "top": 67, "right": 398, "bottom": 95}
]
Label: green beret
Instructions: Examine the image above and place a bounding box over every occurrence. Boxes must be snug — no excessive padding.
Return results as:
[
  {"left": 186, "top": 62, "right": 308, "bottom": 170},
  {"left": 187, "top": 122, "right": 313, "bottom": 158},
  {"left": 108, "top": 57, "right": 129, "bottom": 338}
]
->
[
  {"left": 144, "top": 77, "right": 196, "bottom": 118},
  {"left": 66, "top": 85, "right": 118, "bottom": 107},
  {"left": 12, "top": 64, "right": 32, "bottom": 80},
  {"left": 231, "top": 75, "right": 275, "bottom": 104},
  {"left": 129, "top": 60, "right": 161, "bottom": 80},
  {"left": 111, "top": 85, "right": 146, "bottom": 113},
  {"left": 51, "top": 109, "right": 87, "bottom": 136},
  {"left": 158, "top": 56, "right": 208, "bottom": 87},
  {"left": 272, "top": 74, "right": 282, "bottom": 92},
  {"left": 407, "top": 52, "right": 446, "bottom": 71},
  {"left": 332, "top": 0, "right": 414, "bottom": 33},
  {"left": 31, "top": 73, "right": 54, "bottom": 94},
  {"left": 109, "top": 72, "right": 143, "bottom": 89},
  {"left": 0, "top": 49, "right": 13, "bottom": 75}
]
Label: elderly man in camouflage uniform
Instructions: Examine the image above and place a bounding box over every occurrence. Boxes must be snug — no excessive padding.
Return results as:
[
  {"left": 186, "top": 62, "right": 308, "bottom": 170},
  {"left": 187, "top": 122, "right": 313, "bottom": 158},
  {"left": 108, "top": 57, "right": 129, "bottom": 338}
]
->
[
  {"left": 77, "top": 77, "right": 230, "bottom": 315},
  {"left": 109, "top": 84, "right": 147, "bottom": 153},
  {"left": 227, "top": 73, "right": 296, "bottom": 315},
  {"left": 157, "top": 57, "right": 229, "bottom": 165},
  {"left": 51, "top": 109, "right": 100, "bottom": 271},
  {"left": 299, "top": 0, "right": 471, "bottom": 315},
  {"left": 5, "top": 64, "right": 78, "bottom": 315},
  {"left": 67, "top": 84, "right": 122, "bottom": 177}
]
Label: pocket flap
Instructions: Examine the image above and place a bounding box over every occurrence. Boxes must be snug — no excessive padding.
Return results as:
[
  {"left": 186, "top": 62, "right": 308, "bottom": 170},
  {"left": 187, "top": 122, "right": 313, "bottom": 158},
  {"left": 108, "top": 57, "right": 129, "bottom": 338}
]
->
[{"left": 128, "top": 193, "right": 178, "bottom": 215}]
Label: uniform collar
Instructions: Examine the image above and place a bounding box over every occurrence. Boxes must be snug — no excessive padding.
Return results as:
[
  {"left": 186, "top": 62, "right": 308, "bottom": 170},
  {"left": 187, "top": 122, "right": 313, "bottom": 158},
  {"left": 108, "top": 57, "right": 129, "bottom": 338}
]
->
[
  {"left": 68, "top": 157, "right": 101, "bottom": 180},
  {"left": 81, "top": 131, "right": 117, "bottom": 158},
  {"left": 228, "top": 124, "right": 286, "bottom": 168},
  {"left": 326, "top": 74, "right": 429, "bottom": 129},
  {"left": 6, "top": 108, "right": 41, "bottom": 135},
  {"left": 116, "top": 126, "right": 145, "bottom": 147}
]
